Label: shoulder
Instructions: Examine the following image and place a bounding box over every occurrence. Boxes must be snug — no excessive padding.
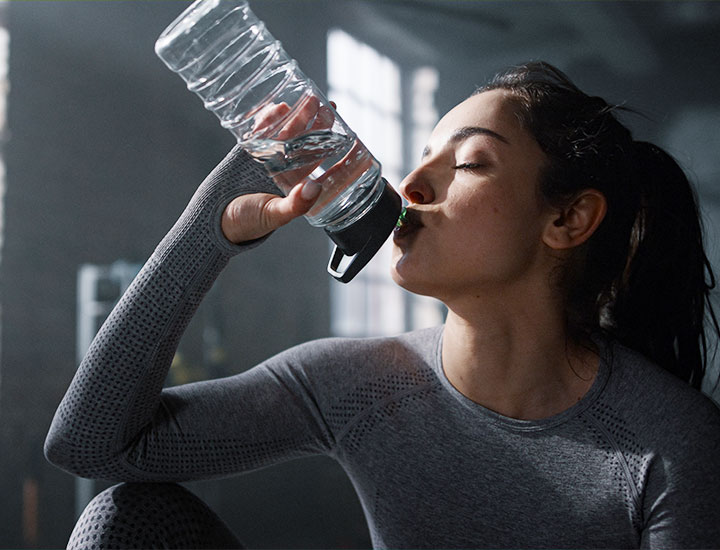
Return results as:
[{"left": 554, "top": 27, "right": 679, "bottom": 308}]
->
[
  {"left": 280, "top": 325, "right": 442, "bottom": 367},
  {"left": 262, "top": 325, "right": 444, "bottom": 389},
  {"left": 598, "top": 343, "right": 720, "bottom": 542},
  {"left": 599, "top": 340, "right": 720, "bottom": 452},
  {"left": 256, "top": 326, "right": 444, "bottom": 445}
]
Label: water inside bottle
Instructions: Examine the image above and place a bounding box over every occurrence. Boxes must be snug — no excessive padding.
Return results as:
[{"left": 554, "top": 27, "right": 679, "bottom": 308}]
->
[
  {"left": 242, "top": 130, "right": 352, "bottom": 174},
  {"left": 241, "top": 128, "right": 381, "bottom": 228}
]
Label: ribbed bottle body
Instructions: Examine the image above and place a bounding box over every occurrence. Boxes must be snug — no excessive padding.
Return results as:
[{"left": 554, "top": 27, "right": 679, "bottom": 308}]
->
[{"left": 155, "top": 0, "right": 383, "bottom": 230}]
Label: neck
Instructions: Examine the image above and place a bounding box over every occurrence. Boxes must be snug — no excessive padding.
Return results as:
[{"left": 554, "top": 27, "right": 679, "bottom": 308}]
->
[{"left": 441, "top": 294, "right": 598, "bottom": 420}]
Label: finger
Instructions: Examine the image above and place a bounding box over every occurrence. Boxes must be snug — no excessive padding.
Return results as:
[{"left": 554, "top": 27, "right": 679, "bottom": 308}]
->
[
  {"left": 272, "top": 163, "right": 321, "bottom": 195},
  {"left": 221, "top": 183, "right": 322, "bottom": 244},
  {"left": 262, "top": 180, "right": 322, "bottom": 227},
  {"left": 276, "top": 94, "right": 320, "bottom": 140},
  {"left": 251, "top": 102, "right": 291, "bottom": 136},
  {"left": 310, "top": 102, "right": 335, "bottom": 131}
]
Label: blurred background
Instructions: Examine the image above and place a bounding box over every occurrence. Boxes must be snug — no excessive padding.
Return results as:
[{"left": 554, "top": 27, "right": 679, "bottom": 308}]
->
[{"left": 0, "top": 0, "right": 718, "bottom": 547}]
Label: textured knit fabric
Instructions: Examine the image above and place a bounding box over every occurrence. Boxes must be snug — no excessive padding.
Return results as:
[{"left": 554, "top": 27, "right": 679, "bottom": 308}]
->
[
  {"left": 46, "top": 146, "right": 720, "bottom": 549},
  {"left": 67, "top": 483, "right": 242, "bottom": 549}
]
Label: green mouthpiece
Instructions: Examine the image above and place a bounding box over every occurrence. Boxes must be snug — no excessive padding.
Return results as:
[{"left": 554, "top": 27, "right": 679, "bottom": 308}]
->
[{"left": 396, "top": 207, "right": 408, "bottom": 228}]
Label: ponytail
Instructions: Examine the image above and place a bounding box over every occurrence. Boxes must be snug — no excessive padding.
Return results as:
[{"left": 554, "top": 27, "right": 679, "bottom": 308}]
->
[
  {"left": 480, "top": 61, "right": 720, "bottom": 390},
  {"left": 611, "top": 141, "right": 718, "bottom": 388}
]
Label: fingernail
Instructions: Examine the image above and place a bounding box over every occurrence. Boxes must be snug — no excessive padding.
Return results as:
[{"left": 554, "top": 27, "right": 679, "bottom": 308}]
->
[{"left": 301, "top": 181, "right": 322, "bottom": 200}]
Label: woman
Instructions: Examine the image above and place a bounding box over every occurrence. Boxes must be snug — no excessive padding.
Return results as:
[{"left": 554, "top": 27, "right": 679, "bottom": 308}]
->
[{"left": 46, "top": 62, "right": 720, "bottom": 548}]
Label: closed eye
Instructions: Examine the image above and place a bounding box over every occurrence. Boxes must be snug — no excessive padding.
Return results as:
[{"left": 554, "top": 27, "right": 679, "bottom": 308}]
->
[{"left": 453, "top": 162, "right": 485, "bottom": 171}]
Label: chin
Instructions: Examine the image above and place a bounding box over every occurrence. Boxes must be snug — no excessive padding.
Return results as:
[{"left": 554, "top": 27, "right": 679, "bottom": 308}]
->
[
  {"left": 389, "top": 263, "right": 406, "bottom": 288},
  {"left": 390, "top": 261, "right": 438, "bottom": 299}
]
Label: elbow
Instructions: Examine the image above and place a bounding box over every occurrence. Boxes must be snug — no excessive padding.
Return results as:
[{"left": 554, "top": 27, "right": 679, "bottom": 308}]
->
[
  {"left": 44, "top": 423, "right": 96, "bottom": 479},
  {"left": 43, "top": 431, "right": 58, "bottom": 465},
  {"left": 44, "top": 400, "right": 82, "bottom": 474},
  {"left": 44, "top": 428, "right": 78, "bottom": 476},
  {"left": 44, "top": 423, "right": 133, "bottom": 482},
  {"left": 44, "top": 434, "right": 115, "bottom": 480},
  {"left": 44, "top": 419, "right": 63, "bottom": 465}
]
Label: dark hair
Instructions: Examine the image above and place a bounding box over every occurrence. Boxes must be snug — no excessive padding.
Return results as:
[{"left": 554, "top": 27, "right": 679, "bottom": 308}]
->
[{"left": 477, "top": 61, "right": 718, "bottom": 390}]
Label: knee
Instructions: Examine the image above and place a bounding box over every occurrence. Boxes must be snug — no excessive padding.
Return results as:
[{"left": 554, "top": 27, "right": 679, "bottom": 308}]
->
[{"left": 68, "top": 482, "right": 242, "bottom": 550}]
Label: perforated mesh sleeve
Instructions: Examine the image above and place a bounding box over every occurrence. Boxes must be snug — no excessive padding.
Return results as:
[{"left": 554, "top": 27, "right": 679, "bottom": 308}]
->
[{"left": 44, "top": 146, "right": 288, "bottom": 481}]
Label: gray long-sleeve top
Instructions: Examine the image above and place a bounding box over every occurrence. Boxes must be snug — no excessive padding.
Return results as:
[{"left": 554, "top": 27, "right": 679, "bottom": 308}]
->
[{"left": 45, "top": 146, "right": 720, "bottom": 549}]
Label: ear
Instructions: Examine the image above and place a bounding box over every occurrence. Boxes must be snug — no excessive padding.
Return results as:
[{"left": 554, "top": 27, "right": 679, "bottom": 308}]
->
[{"left": 543, "top": 189, "right": 607, "bottom": 250}]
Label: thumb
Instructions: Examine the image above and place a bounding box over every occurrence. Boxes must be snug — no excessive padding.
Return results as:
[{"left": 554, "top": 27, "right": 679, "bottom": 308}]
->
[{"left": 221, "top": 181, "right": 322, "bottom": 244}]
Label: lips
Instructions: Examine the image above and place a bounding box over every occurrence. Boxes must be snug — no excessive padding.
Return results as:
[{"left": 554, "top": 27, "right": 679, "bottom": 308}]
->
[{"left": 393, "top": 207, "right": 423, "bottom": 240}]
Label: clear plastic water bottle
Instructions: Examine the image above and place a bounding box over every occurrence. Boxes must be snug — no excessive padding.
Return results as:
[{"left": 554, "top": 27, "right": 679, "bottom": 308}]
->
[{"left": 155, "top": 0, "right": 401, "bottom": 283}]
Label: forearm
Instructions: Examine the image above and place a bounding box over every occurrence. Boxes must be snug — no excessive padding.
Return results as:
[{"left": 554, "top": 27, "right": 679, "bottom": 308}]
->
[{"left": 44, "top": 146, "right": 280, "bottom": 480}]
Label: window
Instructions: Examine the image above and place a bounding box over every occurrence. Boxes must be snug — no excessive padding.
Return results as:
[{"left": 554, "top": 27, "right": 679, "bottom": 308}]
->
[
  {"left": 327, "top": 30, "right": 445, "bottom": 338},
  {"left": 0, "top": 2, "right": 8, "bottom": 322}
]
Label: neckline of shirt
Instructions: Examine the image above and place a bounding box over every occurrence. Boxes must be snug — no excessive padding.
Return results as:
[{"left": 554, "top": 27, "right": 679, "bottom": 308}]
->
[{"left": 430, "top": 327, "right": 612, "bottom": 432}]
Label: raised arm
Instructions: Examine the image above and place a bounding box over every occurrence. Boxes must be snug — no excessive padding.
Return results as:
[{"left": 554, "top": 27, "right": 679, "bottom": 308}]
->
[{"left": 44, "top": 145, "right": 325, "bottom": 481}]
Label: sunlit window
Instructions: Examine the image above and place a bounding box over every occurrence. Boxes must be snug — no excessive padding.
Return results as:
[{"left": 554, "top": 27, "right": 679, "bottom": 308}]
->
[
  {"left": 0, "top": 5, "right": 8, "bottom": 300},
  {"left": 0, "top": 2, "right": 14, "bottom": 536},
  {"left": 327, "top": 29, "right": 445, "bottom": 338}
]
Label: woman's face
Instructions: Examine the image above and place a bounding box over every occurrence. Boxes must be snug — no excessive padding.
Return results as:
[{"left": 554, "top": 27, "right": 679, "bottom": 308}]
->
[{"left": 391, "top": 89, "right": 556, "bottom": 303}]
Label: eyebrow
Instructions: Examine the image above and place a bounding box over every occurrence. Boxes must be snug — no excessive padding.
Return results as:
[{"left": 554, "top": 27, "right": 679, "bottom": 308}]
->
[
  {"left": 422, "top": 125, "right": 510, "bottom": 158},
  {"left": 452, "top": 125, "right": 509, "bottom": 144}
]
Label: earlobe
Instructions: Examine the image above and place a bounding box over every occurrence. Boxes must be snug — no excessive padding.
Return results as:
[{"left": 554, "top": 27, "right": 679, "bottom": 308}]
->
[{"left": 543, "top": 190, "right": 607, "bottom": 250}]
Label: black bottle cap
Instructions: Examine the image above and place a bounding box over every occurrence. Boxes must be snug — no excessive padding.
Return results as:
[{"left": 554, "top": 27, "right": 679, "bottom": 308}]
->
[{"left": 325, "top": 178, "right": 402, "bottom": 283}]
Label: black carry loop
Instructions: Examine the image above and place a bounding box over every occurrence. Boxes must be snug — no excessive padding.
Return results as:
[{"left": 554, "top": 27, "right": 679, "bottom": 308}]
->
[{"left": 326, "top": 178, "right": 402, "bottom": 283}]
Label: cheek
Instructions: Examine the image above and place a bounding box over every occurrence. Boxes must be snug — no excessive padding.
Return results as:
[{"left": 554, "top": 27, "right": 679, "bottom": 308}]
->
[
  {"left": 458, "top": 195, "right": 541, "bottom": 262},
  {"left": 456, "top": 195, "right": 506, "bottom": 238}
]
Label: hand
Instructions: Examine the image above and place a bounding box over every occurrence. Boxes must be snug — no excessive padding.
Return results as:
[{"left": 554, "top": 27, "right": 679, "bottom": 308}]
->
[
  {"left": 221, "top": 181, "right": 322, "bottom": 244},
  {"left": 222, "top": 96, "right": 342, "bottom": 243}
]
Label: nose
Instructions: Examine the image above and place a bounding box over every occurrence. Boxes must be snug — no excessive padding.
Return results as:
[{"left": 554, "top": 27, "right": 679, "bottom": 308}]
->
[{"left": 399, "top": 166, "right": 435, "bottom": 205}]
